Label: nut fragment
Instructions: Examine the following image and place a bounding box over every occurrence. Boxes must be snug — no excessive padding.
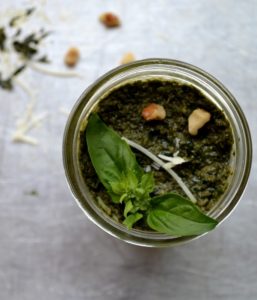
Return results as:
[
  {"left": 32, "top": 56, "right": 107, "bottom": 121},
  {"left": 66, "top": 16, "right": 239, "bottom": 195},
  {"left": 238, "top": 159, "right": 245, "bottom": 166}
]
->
[
  {"left": 99, "top": 12, "right": 121, "bottom": 28},
  {"left": 142, "top": 103, "right": 166, "bottom": 121},
  {"left": 188, "top": 108, "right": 211, "bottom": 135},
  {"left": 64, "top": 47, "right": 80, "bottom": 67},
  {"left": 120, "top": 52, "right": 135, "bottom": 65}
]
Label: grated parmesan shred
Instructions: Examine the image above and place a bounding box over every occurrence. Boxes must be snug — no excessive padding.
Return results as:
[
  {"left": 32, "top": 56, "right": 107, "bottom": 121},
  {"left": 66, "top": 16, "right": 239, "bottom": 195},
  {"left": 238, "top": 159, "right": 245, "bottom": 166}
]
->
[
  {"left": 12, "top": 78, "right": 47, "bottom": 145},
  {"left": 158, "top": 154, "right": 187, "bottom": 168},
  {"left": 28, "top": 62, "right": 84, "bottom": 78},
  {"left": 122, "top": 137, "right": 197, "bottom": 203}
]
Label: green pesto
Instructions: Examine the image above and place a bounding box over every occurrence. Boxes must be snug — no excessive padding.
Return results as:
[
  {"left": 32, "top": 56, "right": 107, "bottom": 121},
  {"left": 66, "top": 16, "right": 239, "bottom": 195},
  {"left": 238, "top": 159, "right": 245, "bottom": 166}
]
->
[{"left": 79, "top": 79, "right": 233, "bottom": 229}]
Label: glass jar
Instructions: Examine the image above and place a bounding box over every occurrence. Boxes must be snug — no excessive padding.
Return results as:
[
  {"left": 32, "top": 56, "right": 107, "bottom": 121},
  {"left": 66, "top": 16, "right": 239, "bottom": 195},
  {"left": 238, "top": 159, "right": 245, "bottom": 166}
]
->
[{"left": 63, "top": 59, "right": 252, "bottom": 247}]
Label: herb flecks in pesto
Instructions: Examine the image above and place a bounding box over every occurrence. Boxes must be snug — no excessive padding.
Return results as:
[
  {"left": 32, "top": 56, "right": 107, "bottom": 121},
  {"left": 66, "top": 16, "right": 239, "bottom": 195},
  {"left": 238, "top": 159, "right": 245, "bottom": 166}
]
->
[{"left": 79, "top": 79, "right": 233, "bottom": 230}]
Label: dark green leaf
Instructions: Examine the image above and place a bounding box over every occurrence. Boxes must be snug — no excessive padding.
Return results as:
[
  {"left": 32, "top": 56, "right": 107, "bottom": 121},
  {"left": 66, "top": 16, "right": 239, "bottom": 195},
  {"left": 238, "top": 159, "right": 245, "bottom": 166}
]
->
[
  {"left": 123, "top": 213, "right": 143, "bottom": 229},
  {"left": 86, "top": 113, "right": 143, "bottom": 196},
  {"left": 147, "top": 193, "right": 218, "bottom": 236},
  {"left": 12, "top": 30, "right": 50, "bottom": 59},
  {"left": 13, "top": 28, "right": 22, "bottom": 37},
  {"left": 25, "top": 7, "right": 36, "bottom": 17},
  {"left": 24, "top": 33, "right": 37, "bottom": 44},
  {"left": 13, "top": 40, "right": 37, "bottom": 59},
  {"left": 12, "top": 65, "right": 26, "bottom": 77},
  {"left": 0, "top": 77, "right": 13, "bottom": 90},
  {"left": 0, "top": 27, "right": 6, "bottom": 51},
  {"left": 37, "top": 55, "right": 50, "bottom": 63},
  {"left": 0, "top": 65, "right": 26, "bottom": 91},
  {"left": 9, "top": 16, "right": 20, "bottom": 27},
  {"left": 0, "top": 72, "right": 13, "bottom": 90},
  {"left": 9, "top": 7, "right": 35, "bottom": 27}
]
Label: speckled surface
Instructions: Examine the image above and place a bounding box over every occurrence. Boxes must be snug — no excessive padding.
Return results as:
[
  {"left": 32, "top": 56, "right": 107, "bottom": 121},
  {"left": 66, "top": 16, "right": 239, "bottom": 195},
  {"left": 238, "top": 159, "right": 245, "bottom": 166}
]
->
[{"left": 0, "top": 0, "right": 256, "bottom": 299}]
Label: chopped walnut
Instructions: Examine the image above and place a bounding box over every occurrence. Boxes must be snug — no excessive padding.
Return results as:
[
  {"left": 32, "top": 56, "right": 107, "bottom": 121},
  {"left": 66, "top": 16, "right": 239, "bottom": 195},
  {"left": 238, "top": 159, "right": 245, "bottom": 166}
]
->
[
  {"left": 99, "top": 12, "right": 121, "bottom": 28},
  {"left": 64, "top": 47, "right": 80, "bottom": 67},
  {"left": 120, "top": 52, "right": 135, "bottom": 65},
  {"left": 188, "top": 108, "right": 211, "bottom": 135},
  {"left": 142, "top": 103, "right": 166, "bottom": 121}
]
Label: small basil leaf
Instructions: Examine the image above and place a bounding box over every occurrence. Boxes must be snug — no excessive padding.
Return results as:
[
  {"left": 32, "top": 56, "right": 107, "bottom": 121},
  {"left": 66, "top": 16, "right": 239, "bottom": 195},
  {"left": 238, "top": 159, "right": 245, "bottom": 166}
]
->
[
  {"left": 124, "top": 200, "right": 134, "bottom": 217},
  {"left": 134, "top": 187, "right": 145, "bottom": 198},
  {"left": 147, "top": 193, "right": 218, "bottom": 236},
  {"left": 109, "top": 180, "right": 127, "bottom": 195},
  {"left": 126, "top": 169, "right": 139, "bottom": 190},
  {"left": 119, "top": 193, "right": 128, "bottom": 204},
  {"left": 108, "top": 170, "right": 139, "bottom": 203},
  {"left": 123, "top": 213, "right": 143, "bottom": 229},
  {"left": 139, "top": 172, "right": 154, "bottom": 194}
]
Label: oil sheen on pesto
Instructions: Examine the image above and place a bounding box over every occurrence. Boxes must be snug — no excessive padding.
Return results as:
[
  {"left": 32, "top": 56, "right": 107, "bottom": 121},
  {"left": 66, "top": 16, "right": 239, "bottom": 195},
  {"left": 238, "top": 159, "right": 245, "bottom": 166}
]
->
[{"left": 79, "top": 79, "right": 233, "bottom": 229}]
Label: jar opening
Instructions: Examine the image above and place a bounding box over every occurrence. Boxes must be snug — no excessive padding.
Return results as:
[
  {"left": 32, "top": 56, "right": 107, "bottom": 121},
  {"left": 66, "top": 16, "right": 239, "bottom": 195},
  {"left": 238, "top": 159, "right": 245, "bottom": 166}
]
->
[{"left": 63, "top": 59, "right": 252, "bottom": 247}]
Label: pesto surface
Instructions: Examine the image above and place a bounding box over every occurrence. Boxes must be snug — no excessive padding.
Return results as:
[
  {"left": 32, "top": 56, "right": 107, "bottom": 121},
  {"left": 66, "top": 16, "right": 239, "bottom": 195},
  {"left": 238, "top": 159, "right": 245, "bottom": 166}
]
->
[{"left": 79, "top": 79, "right": 233, "bottom": 228}]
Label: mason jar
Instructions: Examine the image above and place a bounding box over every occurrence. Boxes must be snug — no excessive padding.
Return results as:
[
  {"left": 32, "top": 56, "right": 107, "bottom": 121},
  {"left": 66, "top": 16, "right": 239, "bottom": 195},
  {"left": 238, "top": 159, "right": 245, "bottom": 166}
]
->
[{"left": 62, "top": 59, "right": 252, "bottom": 247}]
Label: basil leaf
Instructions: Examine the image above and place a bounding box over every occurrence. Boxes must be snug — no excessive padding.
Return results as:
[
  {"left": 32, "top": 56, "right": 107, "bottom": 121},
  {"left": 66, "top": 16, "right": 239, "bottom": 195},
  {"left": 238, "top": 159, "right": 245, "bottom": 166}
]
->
[
  {"left": 86, "top": 113, "right": 143, "bottom": 195},
  {"left": 123, "top": 213, "right": 143, "bottom": 229},
  {"left": 124, "top": 200, "right": 134, "bottom": 217},
  {"left": 139, "top": 172, "right": 154, "bottom": 194},
  {"left": 147, "top": 193, "right": 218, "bottom": 236},
  {"left": 109, "top": 169, "right": 139, "bottom": 195}
]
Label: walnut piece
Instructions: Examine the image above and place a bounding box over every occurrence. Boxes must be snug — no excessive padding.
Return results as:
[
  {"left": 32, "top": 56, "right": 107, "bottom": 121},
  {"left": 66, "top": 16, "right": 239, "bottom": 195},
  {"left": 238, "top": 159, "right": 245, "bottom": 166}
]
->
[
  {"left": 120, "top": 52, "right": 135, "bottom": 64},
  {"left": 188, "top": 108, "right": 211, "bottom": 135},
  {"left": 142, "top": 103, "right": 166, "bottom": 121},
  {"left": 64, "top": 47, "right": 80, "bottom": 67},
  {"left": 99, "top": 12, "right": 121, "bottom": 28}
]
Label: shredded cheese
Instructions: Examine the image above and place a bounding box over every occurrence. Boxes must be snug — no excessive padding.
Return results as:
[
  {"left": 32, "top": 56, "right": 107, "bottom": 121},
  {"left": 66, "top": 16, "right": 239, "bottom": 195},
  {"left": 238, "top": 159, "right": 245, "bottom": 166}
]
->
[
  {"left": 28, "top": 62, "right": 84, "bottom": 78},
  {"left": 12, "top": 78, "right": 47, "bottom": 145},
  {"left": 122, "top": 137, "right": 197, "bottom": 203},
  {"left": 158, "top": 154, "right": 187, "bottom": 168}
]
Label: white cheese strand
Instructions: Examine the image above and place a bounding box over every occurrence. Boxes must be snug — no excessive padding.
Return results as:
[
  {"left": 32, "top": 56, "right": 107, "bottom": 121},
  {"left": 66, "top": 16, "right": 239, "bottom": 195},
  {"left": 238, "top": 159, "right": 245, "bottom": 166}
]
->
[
  {"left": 28, "top": 62, "right": 84, "bottom": 78},
  {"left": 122, "top": 137, "right": 197, "bottom": 203},
  {"left": 12, "top": 78, "right": 47, "bottom": 145},
  {"left": 158, "top": 154, "right": 187, "bottom": 168}
]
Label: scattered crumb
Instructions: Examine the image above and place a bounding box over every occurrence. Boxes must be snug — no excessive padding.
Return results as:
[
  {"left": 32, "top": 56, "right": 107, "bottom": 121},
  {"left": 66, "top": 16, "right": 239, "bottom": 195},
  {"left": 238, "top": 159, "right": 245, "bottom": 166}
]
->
[
  {"left": 120, "top": 52, "right": 135, "bottom": 65},
  {"left": 99, "top": 12, "right": 121, "bottom": 28},
  {"left": 64, "top": 47, "right": 80, "bottom": 68},
  {"left": 25, "top": 189, "right": 39, "bottom": 196}
]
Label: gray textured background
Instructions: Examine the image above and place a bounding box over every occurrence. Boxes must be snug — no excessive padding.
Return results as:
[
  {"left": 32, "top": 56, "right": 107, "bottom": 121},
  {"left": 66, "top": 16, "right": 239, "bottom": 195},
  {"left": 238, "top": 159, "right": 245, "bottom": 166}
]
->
[{"left": 0, "top": 0, "right": 256, "bottom": 299}]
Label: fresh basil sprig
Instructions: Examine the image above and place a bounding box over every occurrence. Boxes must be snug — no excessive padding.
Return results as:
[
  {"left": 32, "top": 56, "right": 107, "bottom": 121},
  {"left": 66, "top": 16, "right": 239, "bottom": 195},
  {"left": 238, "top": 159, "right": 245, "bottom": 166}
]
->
[
  {"left": 86, "top": 113, "right": 154, "bottom": 227},
  {"left": 86, "top": 113, "right": 218, "bottom": 236}
]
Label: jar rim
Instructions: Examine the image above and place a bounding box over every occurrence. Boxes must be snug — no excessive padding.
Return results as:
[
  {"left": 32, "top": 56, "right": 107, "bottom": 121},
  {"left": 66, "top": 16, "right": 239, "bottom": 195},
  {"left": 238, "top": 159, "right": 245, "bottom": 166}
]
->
[{"left": 63, "top": 58, "right": 252, "bottom": 247}]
